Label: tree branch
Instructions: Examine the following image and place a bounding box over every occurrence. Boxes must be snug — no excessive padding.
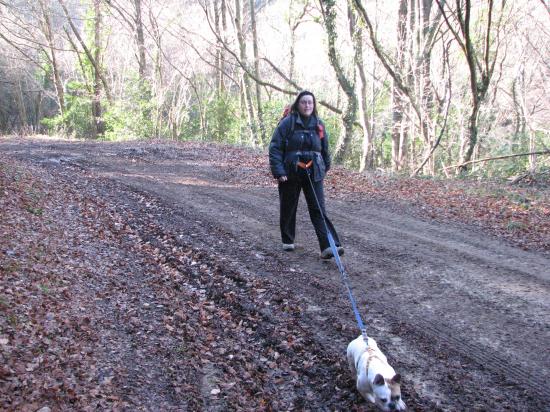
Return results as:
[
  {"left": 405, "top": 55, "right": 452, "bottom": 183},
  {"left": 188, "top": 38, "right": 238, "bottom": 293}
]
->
[
  {"left": 199, "top": 1, "right": 345, "bottom": 115},
  {"left": 352, "top": 0, "right": 426, "bottom": 125},
  {"left": 57, "top": 0, "right": 112, "bottom": 102},
  {"left": 442, "top": 150, "right": 550, "bottom": 171}
]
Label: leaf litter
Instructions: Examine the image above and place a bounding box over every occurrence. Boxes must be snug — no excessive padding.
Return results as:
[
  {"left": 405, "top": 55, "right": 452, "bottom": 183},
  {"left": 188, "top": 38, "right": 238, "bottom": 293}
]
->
[
  {"left": 1, "top": 140, "right": 548, "bottom": 410},
  {"left": 0, "top": 154, "right": 367, "bottom": 410}
]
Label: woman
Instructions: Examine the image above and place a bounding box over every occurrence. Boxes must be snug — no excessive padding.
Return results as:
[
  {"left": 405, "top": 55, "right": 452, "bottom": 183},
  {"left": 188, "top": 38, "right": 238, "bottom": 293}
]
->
[{"left": 269, "top": 90, "right": 344, "bottom": 259}]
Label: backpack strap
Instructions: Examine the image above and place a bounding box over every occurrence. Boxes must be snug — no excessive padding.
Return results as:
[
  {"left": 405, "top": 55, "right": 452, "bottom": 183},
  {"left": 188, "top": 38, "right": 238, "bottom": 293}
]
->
[
  {"left": 283, "top": 113, "right": 296, "bottom": 151},
  {"left": 317, "top": 120, "right": 324, "bottom": 139}
]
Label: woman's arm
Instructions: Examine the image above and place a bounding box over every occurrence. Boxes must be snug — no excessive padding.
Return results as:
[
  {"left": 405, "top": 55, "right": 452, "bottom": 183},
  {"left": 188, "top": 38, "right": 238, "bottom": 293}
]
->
[{"left": 269, "top": 121, "right": 289, "bottom": 179}]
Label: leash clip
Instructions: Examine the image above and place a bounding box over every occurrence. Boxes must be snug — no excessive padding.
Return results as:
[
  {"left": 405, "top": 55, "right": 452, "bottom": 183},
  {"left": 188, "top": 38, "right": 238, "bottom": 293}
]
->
[{"left": 361, "top": 328, "right": 369, "bottom": 345}]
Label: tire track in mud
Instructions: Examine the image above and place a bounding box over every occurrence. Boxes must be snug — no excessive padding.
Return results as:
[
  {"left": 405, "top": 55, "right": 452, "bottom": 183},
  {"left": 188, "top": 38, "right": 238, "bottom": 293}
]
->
[
  {"left": 173, "top": 181, "right": 550, "bottom": 404},
  {"left": 95, "top": 181, "right": 406, "bottom": 410},
  {"left": 3, "top": 140, "right": 549, "bottom": 410},
  {"left": 315, "top": 207, "right": 550, "bottom": 404},
  {"left": 98, "top": 163, "right": 550, "bottom": 407},
  {"left": 100, "top": 178, "right": 544, "bottom": 408},
  {"left": 92, "top": 170, "right": 446, "bottom": 408},
  {"left": 334, "top": 204, "right": 549, "bottom": 280}
]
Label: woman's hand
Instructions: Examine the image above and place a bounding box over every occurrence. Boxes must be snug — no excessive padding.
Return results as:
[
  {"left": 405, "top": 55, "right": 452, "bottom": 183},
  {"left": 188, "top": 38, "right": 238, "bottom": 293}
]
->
[{"left": 278, "top": 176, "right": 288, "bottom": 183}]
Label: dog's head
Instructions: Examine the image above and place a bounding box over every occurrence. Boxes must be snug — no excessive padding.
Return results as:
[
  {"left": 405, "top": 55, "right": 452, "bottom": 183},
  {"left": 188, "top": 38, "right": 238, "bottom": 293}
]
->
[{"left": 372, "top": 373, "right": 406, "bottom": 411}]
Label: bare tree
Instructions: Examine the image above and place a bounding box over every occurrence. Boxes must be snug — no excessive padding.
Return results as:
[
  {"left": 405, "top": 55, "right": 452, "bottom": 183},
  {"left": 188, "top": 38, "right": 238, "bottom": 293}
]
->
[
  {"left": 349, "top": 0, "right": 374, "bottom": 171},
  {"left": 287, "top": 0, "right": 312, "bottom": 83},
  {"left": 436, "top": 0, "right": 503, "bottom": 172},
  {"left": 539, "top": 0, "right": 550, "bottom": 16},
  {"left": 319, "top": 0, "right": 358, "bottom": 164},
  {"left": 104, "top": 0, "right": 147, "bottom": 80},
  {"left": 391, "top": 0, "right": 410, "bottom": 172},
  {"left": 57, "top": 0, "right": 112, "bottom": 103},
  {"left": 134, "top": 0, "right": 146, "bottom": 79},
  {"left": 214, "top": 0, "right": 225, "bottom": 93},
  {"left": 92, "top": 0, "right": 104, "bottom": 137},
  {"left": 249, "top": 0, "right": 267, "bottom": 143},
  {"left": 352, "top": 0, "right": 447, "bottom": 173},
  {"left": 0, "top": 0, "right": 547, "bottom": 178},
  {"left": 234, "top": 0, "right": 259, "bottom": 146},
  {"left": 38, "top": 0, "right": 65, "bottom": 116}
]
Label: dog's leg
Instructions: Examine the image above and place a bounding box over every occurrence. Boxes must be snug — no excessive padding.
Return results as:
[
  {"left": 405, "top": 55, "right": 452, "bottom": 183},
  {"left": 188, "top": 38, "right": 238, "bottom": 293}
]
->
[{"left": 346, "top": 351, "right": 357, "bottom": 376}]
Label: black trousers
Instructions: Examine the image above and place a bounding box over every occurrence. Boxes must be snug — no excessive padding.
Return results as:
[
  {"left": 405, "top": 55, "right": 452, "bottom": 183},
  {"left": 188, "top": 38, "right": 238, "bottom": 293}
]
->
[{"left": 278, "top": 173, "right": 341, "bottom": 252}]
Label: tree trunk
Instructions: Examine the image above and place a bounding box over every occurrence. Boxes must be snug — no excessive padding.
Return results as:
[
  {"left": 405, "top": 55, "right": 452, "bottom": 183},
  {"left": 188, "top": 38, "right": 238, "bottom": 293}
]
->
[
  {"left": 35, "top": 90, "right": 43, "bottom": 132},
  {"left": 391, "top": 0, "right": 409, "bottom": 171},
  {"left": 321, "top": 0, "right": 357, "bottom": 164},
  {"left": 239, "top": 76, "right": 247, "bottom": 145},
  {"left": 287, "top": 1, "right": 310, "bottom": 83},
  {"left": 249, "top": 0, "right": 266, "bottom": 144},
  {"left": 92, "top": 0, "right": 104, "bottom": 138},
  {"left": 436, "top": 0, "right": 499, "bottom": 172},
  {"left": 134, "top": 0, "right": 146, "bottom": 79},
  {"left": 289, "top": 2, "right": 296, "bottom": 82},
  {"left": 38, "top": 0, "right": 65, "bottom": 116},
  {"left": 16, "top": 79, "right": 28, "bottom": 133},
  {"left": 513, "top": 63, "right": 537, "bottom": 174},
  {"left": 234, "top": 0, "right": 258, "bottom": 146},
  {"left": 461, "top": 103, "right": 481, "bottom": 168},
  {"left": 148, "top": 7, "right": 163, "bottom": 138},
  {"left": 529, "top": 131, "right": 536, "bottom": 173},
  {"left": 417, "top": 0, "right": 437, "bottom": 174},
  {"left": 353, "top": 0, "right": 443, "bottom": 174},
  {"left": 214, "top": 0, "right": 222, "bottom": 94},
  {"left": 349, "top": 0, "right": 373, "bottom": 172},
  {"left": 58, "top": 0, "right": 112, "bottom": 103},
  {"left": 220, "top": 0, "right": 228, "bottom": 91}
]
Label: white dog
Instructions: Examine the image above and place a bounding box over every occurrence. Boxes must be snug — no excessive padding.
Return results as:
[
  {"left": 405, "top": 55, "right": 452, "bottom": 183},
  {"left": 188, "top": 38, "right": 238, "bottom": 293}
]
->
[{"left": 347, "top": 335, "right": 406, "bottom": 411}]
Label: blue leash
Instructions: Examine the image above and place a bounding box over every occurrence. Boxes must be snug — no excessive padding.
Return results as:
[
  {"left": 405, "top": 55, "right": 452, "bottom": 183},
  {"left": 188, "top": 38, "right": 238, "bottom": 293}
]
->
[{"left": 304, "top": 168, "right": 368, "bottom": 341}]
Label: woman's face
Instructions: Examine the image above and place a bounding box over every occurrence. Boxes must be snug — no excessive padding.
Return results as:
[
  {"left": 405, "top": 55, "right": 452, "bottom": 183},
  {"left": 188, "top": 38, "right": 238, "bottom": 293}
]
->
[{"left": 298, "top": 94, "right": 315, "bottom": 117}]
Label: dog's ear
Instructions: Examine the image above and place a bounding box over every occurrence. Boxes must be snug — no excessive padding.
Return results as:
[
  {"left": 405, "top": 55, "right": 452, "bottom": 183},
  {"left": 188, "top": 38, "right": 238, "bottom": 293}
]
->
[
  {"left": 391, "top": 374, "right": 401, "bottom": 384},
  {"left": 374, "top": 374, "right": 385, "bottom": 386}
]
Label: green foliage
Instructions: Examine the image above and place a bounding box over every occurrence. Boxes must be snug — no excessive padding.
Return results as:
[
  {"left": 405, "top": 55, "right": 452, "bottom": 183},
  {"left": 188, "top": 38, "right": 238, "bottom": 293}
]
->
[
  {"left": 6, "top": 313, "right": 18, "bottom": 327},
  {"left": 42, "top": 77, "right": 157, "bottom": 140},
  {"left": 179, "top": 102, "right": 202, "bottom": 141},
  {"left": 41, "top": 81, "right": 95, "bottom": 137},
  {"left": 25, "top": 206, "right": 43, "bottom": 216},
  {"left": 41, "top": 0, "right": 118, "bottom": 139},
  {"left": 38, "top": 284, "right": 50, "bottom": 294},
  {"left": 260, "top": 99, "right": 287, "bottom": 147},
  {"left": 204, "top": 92, "right": 242, "bottom": 144},
  {"left": 506, "top": 220, "right": 526, "bottom": 231},
  {"left": 184, "top": 95, "right": 294, "bottom": 147},
  {"left": 509, "top": 193, "right": 531, "bottom": 210},
  {"left": 36, "top": 51, "right": 53, "bottom": 90},
  {"left": 2, "top": 262, "right": 20, "bottom": 274},
  {"left": 319, "top": 111, "right": 341, "bottom": 154},
  {"left": 103, "top": 79, "right": 154, "bottom": 140},
  {"left": 378, "top": 129, "right": 393, "bottom": 169}
]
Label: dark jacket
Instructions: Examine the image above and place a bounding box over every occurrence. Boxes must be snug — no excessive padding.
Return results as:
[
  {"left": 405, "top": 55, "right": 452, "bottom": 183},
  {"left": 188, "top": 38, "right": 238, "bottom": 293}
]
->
[{"left": 269, "top": 113, "right": 331, "bottom": 182}]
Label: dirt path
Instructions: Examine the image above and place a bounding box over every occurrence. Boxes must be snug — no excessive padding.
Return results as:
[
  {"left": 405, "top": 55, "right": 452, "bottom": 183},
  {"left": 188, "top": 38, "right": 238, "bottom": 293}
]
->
[{"left": 1, "top": 137, "right": 549, "bottom": 411}]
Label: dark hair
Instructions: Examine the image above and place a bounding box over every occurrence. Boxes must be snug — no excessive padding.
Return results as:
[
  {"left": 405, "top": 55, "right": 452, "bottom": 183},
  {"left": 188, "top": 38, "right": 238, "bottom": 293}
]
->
[{"left": 290, "top": 90, "right": 318, "bottom": 118}]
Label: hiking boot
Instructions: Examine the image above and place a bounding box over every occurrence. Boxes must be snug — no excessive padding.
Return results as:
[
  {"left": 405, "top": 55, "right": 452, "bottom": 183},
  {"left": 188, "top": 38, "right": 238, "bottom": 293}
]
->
[
  {"left": 320, "top": 246, "right": 344, "bottom": 259},
  {"left": 282, "top": 243, "right": 295, "bottom": 251}
]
